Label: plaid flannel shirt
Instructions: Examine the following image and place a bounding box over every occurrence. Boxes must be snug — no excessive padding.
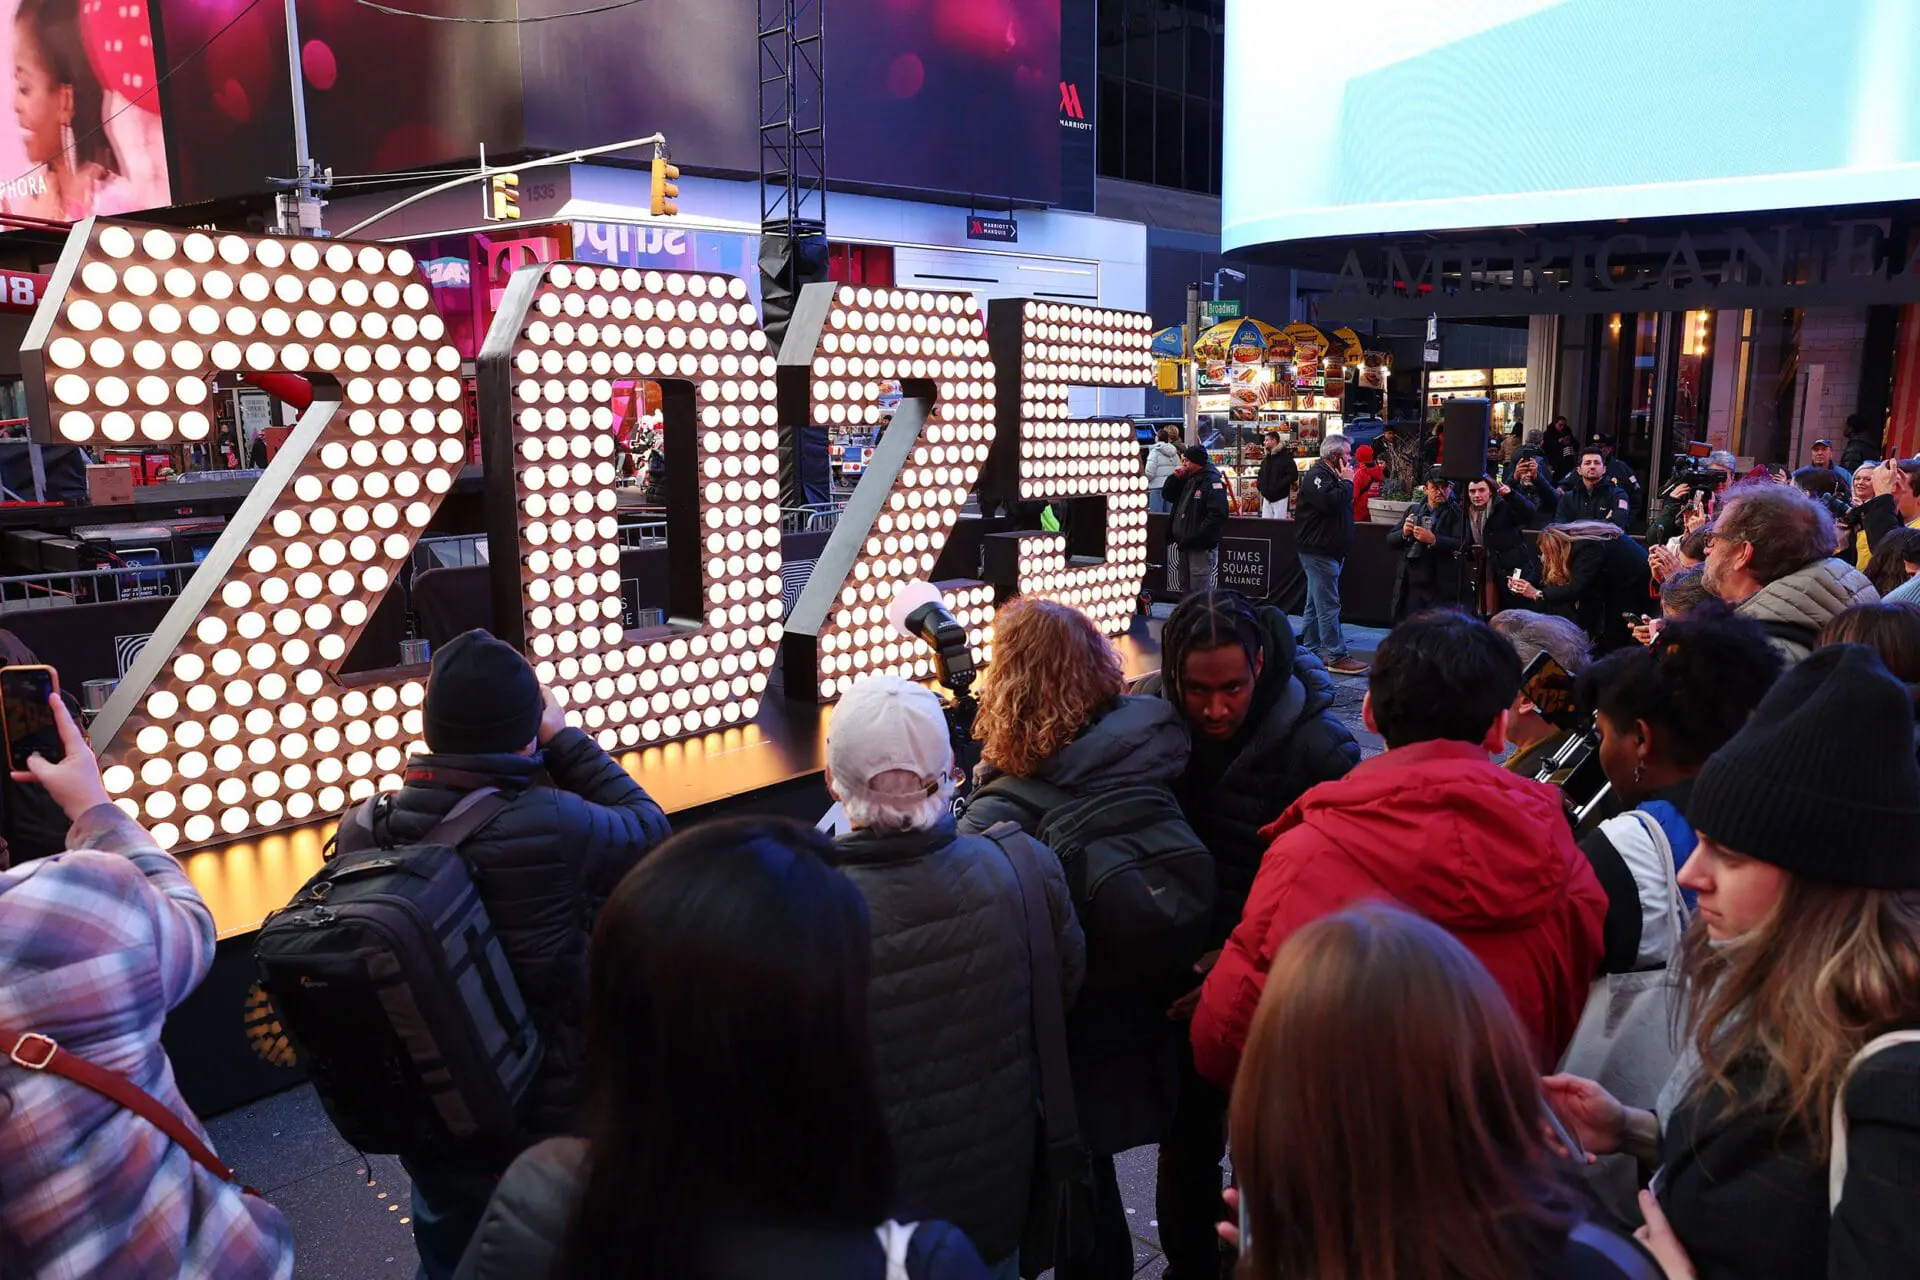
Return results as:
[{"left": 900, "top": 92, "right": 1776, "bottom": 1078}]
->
[{"left": 0, "top": 804, "right": 293, "bottom": 1279}]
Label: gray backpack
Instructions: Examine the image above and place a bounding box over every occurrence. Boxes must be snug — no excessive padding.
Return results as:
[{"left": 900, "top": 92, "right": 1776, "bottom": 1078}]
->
[{"left": 254, "top": 788, "right": 543, "bottom": 1160}]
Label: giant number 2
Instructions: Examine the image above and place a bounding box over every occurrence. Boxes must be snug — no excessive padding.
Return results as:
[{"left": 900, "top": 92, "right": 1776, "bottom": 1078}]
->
[{"left": 23, "top": 220, "right": 468, "bottom": 850}]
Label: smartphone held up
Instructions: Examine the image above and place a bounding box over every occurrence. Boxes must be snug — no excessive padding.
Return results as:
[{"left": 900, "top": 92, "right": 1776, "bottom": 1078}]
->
[{"left": 1, "top": 664, "right": 63, "bottom": 772}]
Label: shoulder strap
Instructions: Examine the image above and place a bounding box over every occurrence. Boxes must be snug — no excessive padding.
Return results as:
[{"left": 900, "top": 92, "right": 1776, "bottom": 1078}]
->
[
  {"left": 874, "top": 1219, "right": 918, "bottom": 1280},
  {"left": 425, "top": 786, "right": 510, "bottom": 848},
  {"left": 978, "top": 774, "right": 1073, "bottom": 823},
  {"left": 1829, "top": 1029, "right": 1920, "bottom": 1212},
  {"left": 983, "top": 825, "right": 1081, "bottom": 1150},
  {"left": 1625, "top": 808, "right": 1688, "bottom": 958},
  {"left": 1565, "top": 1219, "right": 1663, "bottom": 1280},
  {"left": 1, "top": 1031, "right": 258, "bottom": 1196}
]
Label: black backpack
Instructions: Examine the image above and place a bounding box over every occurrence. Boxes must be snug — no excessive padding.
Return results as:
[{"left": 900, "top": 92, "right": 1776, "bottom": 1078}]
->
[
  {"left": 254, "top": 788, "right": 544, "bottom": 1161},
  {"left": 966, "top": 776, "right": 1214, "bottom": 990}
]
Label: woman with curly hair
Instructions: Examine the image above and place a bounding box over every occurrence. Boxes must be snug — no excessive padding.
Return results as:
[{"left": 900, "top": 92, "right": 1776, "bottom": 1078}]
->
[
  {"left": 958, "top": 597, "right": 1189, "bottom": 1280},
  {"left": 1546, "top": 646, "right": 1920, "bottom": 1279}
]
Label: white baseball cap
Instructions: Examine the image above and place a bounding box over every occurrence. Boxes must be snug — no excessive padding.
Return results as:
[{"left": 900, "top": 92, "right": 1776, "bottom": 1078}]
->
[{"left": 826, "top": 675, "right": 953, "bottom": 801}]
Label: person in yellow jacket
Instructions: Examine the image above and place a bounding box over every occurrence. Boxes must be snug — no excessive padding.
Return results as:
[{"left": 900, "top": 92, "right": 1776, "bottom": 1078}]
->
[{"left": 1852, "top": 459, "right": 1920, "bottom": 568}]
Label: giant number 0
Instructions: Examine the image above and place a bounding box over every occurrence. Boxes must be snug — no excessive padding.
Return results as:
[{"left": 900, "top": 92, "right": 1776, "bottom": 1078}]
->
[
  {"left": 23, "top": 220, "right": 468, "bottom": 850},
  {"left": 477, "top": 262, "right": 783, "bottom": 748}
]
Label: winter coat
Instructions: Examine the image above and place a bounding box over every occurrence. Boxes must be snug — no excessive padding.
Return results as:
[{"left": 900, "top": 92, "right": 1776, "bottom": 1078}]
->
[
  {"left": 453, "top": 1138, "right": 990, "bottom": 1280},
  {"left": 1191, "top": 740, "right": 1607, "bottom": 1089},
  {"left": 1135, "top": 606, "right": 1360, "bottom": 947},
  {"left": 380, "top": 729, "right": 671, "bottom": 1140},
  {"left": 1543, "top": 424, "right": 1580, "bottom": 479},
  {"left": 1513, "top": 476, "right": 1560, "bottom": 527},
  {"left": 1840, "top": 432, "right": 1879, "bottom": 473},
  {"left": 1734, "top": 558, "right": 1880, "bottom": 663},
  {"left": 1256, "top": 450, "right": 1298, "bottom": 503},
  {"left": 1556, "top": 478, "right": 1634, "bottom": 530},
  {"left": 1350, "top": 462, "right": 1384, "bottom": 521},
  {"left": 1657, "top": 1041, "right": 1920, "bottom": 1279},
  {"left": 0, "top": 806, "right": 293, "bottom": 1280},
  {"left": 1143, "top": 440, "right": 1180, "bottom": 491},
  {"left": 1294, "top": 459, "right": 1355, "bottom": 559},
  {"left": 1165, "top": 463, "right": 1231, "bottom": 551},
  {"left": 1385, "top": 496, "right": 1465, "bottom": 619},
  {"left": 957, "top": 695, "right": 1191, "bottom": 1155},
  {"left": 830, "top": 817, "right": 1085, "bottom": 1264},
  {"left": 1532, "top": 535, "right": 1653, "bottom": 654}
]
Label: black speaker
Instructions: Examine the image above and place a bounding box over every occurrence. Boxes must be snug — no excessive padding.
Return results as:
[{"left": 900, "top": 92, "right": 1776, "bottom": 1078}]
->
[{"left": 1437, "top": 397, "right": 1492, "bottom": 480}]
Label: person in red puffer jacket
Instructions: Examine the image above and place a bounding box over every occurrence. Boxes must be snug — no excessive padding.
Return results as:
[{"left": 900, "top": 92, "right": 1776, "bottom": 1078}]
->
[{"left": 1191, "top": 611, "right": 1607, "bottom": 1089}]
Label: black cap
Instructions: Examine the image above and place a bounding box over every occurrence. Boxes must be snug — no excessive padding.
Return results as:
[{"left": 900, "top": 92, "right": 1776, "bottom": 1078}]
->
[
  {"left": 1690, "top": 645, "right": 1920, "bottom": 888},
  {"left": 1183, "top": 444, "right": 1210, "bottom": 465},
  {"left": 423, "top": 629, "right": 545, "bottom": 755},
  {"left": 1424, "top": 466, "right": 1452, "bottom": 484}
]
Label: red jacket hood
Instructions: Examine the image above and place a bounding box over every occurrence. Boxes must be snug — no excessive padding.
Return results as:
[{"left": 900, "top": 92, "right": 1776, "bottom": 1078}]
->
[{"left": 1256, "top": 740, "right": 1579, "bottom": 931}]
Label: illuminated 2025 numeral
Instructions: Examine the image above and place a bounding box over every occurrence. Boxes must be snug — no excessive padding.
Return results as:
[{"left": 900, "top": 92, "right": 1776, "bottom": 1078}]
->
[
  {"left": 23, "top": 220, "right": 466, "bottom": 850},
  {"left": 477, "top": 263, "right": 783, "bottom": 748}
]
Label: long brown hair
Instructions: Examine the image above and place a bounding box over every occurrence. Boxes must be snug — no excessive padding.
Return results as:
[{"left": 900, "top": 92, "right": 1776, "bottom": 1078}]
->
[
  {"left": 1229, "top": 905, "right": 1576, "bottom": 1280},
  {"left": 1678, "top": 870, "right": 1920, "bottom": 1150},
  {"left": 1537, "top": 520, "right": 1624, "bottom": 586},
  {"left": 972, "top": 596, "right": 1123, "bottom": 778}
]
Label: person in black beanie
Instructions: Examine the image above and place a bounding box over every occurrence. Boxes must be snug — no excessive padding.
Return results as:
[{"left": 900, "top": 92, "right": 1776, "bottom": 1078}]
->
[
  {"left": 378, "top": 629, "right": 671, "bottom": 1280},
  {"left": 1544, "top": 645, "right": 1920, "bottom": 1280}
]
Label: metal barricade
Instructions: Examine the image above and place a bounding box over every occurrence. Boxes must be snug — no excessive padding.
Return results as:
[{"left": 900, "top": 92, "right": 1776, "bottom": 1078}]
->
[
  {"left": 617, "top": 520, "right": 668, "bottom": 549},
  {"left": 0, "top": 560, "right": 201, "bottom": 610},
  {"left": 781, "top": 503, "right": 846, "bottom": 534},
  {"left": 411, "top": 533, "right": 488, "bottom": 573}
]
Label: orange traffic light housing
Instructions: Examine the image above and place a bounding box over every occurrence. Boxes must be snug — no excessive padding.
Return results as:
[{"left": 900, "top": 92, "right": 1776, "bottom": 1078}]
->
[{"left": 650, "top": 152, "right": 680, "bottom": 217}]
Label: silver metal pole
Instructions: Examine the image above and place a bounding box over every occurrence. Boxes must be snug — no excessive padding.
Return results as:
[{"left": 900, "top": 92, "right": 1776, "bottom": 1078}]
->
[{"left": 282, "top": 0, "right": 321, "bottom": 235}]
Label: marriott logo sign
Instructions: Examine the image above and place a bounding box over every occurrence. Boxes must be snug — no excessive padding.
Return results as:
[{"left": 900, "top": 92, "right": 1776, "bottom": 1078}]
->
[{"left": 1058, "top": 81, "right": 1093, "bottom": 131}]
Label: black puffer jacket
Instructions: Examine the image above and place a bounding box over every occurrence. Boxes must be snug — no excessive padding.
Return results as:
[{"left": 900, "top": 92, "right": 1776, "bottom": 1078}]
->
[
  {"left": 831, "top": 817, "right": 1084, "bottom": 1264},
  {"left": 379, "top": 729, "right": 670, "bottom": 1139},
  {"left": 1136, "top": 607, "right": 1360, "bottom": 947},
  {"left": 957, "top": 695, "right": 1190, "bottom": 1155},
  {"left": 454, "top": 1138, "right": 990, "bottom": 1280}
]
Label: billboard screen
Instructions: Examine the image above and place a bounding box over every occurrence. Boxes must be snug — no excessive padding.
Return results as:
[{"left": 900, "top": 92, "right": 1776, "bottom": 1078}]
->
[
  {"left": 1223, "top": 0, "right": 1920, "bottom": 252},
  {"left": 0, "top": 0, "right": 171, "bottom": 221},
  {"left": 158, "top": 0, "right": 1073, "bottom": 210}
]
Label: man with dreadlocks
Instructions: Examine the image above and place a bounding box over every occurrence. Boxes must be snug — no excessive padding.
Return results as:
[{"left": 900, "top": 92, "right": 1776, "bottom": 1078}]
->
[{"left": 1134, "top": 589, "right": 1360, "bottom": 1280}]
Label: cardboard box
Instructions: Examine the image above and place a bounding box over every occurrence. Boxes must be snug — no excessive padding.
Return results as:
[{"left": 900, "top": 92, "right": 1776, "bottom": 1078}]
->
[{"left": 86, "top": 464, "right": 135, "bottom": 506}]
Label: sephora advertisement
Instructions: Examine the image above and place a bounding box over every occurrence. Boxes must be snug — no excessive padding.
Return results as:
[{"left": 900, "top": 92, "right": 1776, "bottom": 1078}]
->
[
  {"left": 1223, "top": 0, "right": 1920, "bottom": 251},
  {"left": 0, "top": 0, "right": 171, "bottom": 222},
  {"left": 154, "top": 0, "right": 1074, "bottom": 210}
]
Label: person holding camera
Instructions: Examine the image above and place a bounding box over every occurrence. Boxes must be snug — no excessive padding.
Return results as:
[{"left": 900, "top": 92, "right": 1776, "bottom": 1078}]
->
[
  {"left": 0, "top": 694, "right": 294, "bottom": 1278},
  {"left": 1508, "top": 522, "right": 1653, "bottom": 654},
  {"left": 1508, "top": 450, "right": 1560, "bottom": 527},
  {"left": 1648, "top": 452, "right": 1735, "bottom": 546},
  {"left": 1385, "top": 469, "right": 1463, "bottom": 620}
]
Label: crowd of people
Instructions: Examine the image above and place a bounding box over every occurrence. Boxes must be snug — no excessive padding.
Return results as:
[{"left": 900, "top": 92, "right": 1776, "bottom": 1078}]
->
[{"left": 7, "top": 418, "right": 1920, "bottom": 1279}]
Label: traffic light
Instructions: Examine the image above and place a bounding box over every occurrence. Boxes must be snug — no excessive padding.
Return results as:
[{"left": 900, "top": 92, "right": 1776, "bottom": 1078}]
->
[
  {"left": 490, "top": 172, "right": 520, "bottom": 220},
  {"left": 650, "top": 150, "right": 679, "bottom": 217}
]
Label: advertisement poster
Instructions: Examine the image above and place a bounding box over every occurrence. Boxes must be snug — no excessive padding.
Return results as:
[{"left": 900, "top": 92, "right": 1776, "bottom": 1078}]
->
[{"left": 0, "top": 0, "right": 169, "bottom": 221}]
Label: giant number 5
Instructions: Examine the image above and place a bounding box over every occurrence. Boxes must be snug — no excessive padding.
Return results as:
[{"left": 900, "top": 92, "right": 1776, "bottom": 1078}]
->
[
  {"left": 23, "top": 220, "right": 467, "bottom": 851},
  {"left": 477, "top": 262, "right": 783, "bottom": 747},
  {"left": 777, "top": 284, "right": 1000, "bottom": 700},
  {"left": 982, "top": 299, "right": 1155, "bottom": 633}
]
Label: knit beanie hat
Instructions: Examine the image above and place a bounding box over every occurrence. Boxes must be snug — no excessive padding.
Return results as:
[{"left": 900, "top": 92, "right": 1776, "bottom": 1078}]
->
[
  {"left": 1689, "top": 644, "right": 1920, "bottom": 888},
  {"left": 423, "top": 629, "right": 544, "bottom": 755}
]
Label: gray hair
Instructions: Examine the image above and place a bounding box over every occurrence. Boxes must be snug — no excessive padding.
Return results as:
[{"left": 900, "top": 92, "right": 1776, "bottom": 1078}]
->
[
  {"left": 1320, "top": 435, "right": 1350, "bottom": 461},
  {"left": 1707, "top": 450, "right": 1737, "bottom": 472},
  {"left": 840, "top": 770, "right": 956, "bottom": 834},
  {"left": 1488, "top": 608, "right": 1593, "bottom": 675}
]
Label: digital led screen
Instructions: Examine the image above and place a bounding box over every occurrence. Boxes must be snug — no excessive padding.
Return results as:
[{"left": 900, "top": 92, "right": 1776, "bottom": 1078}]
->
[
  {"left": 154, "top": 0, "right": 1071, "bottom": 210},
  {"left": 0, "top": 0, "right": 171, "bottom": 221},
  {"left": 1223, "top": 0, "right": 1920, "bottom": 252}
]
